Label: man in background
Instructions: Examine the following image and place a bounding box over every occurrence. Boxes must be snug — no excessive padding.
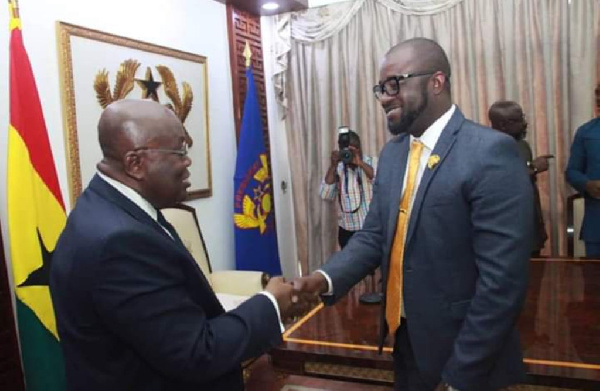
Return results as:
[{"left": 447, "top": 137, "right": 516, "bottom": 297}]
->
[
  {"left": 566, "top": 87, "right": 600, "bottom": 258},
  {"left": 489, "top": 100, "right": 551, "bottom": 256},
  {"left": 50, "top": 99, "right": 308, "bottom": 391},
  {"left": 295, "top": 38, "right": 533, "bottom": 391},
  {"left": 320, "top": 128, "right": 377, "bottom": 248}
]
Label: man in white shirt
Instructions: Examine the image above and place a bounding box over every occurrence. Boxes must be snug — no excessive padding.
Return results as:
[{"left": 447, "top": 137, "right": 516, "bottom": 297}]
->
[
  {"left": 294, "top": 38, "right": 533, "bottom": 391},
  {"left": 50, "top": 99, "right": 308, "bottom": 391}
]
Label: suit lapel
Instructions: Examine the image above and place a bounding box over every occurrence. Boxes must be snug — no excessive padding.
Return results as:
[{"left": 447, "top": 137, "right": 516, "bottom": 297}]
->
[
  {"left": 385, "top": 135, "right": 410, "bottom": 254},
  {"left": 404, "top": 110, "right": 465, "bottom": 248},
  {"left": 90, "top": 175, "right": 214, "bottom": 288},
  {"left": 90, "top": 175, "right": 158, "bottom": 229}
]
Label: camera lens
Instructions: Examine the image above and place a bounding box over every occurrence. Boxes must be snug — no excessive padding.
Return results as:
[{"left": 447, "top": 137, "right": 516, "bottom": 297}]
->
[{"left": 340, "top": 148, "right": 353, "bottom": 164}]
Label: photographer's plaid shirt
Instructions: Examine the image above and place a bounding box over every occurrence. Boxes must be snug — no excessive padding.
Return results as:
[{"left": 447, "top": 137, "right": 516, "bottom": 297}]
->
[{"left": 319, "top": 156, "right": 378, "bottom": 231}]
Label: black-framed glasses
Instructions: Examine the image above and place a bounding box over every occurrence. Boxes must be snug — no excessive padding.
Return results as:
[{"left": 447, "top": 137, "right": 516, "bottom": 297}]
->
[
  {"left": 133, "top": 145, "right": 188, "bottom": 157},
  {"left": 373, "top": 72, "right": 436, "bottom": 100}
]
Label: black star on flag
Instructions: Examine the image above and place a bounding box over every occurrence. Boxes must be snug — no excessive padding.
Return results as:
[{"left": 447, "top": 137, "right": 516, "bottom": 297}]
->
[
  {"left": 135, "top": 66, "right": 162, "bottom": 101},
  {"left": 18, "top": 229, "right": 53, "bottom": 288}
]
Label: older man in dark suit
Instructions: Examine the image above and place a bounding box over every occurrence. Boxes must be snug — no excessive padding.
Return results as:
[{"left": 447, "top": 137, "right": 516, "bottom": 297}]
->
[
  {"left": 50, "top": 99, "right": 305, "bottom": 391},
  {"left": 294, "top": 38, "right": 533, "bottom": 391}
]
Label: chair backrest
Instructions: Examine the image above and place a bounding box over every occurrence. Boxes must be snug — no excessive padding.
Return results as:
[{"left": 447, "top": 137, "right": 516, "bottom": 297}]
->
[
  {"left": 161, "top": 204, "right": 213, "bottom": 279},
  {"left": 567, "top": 194, "right": 586, "bottom": 258}
]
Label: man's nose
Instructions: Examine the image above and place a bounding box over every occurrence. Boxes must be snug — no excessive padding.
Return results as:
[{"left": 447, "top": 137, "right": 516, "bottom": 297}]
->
[{"left": 378, "top": 92, "right": 396, "bottom": 107}]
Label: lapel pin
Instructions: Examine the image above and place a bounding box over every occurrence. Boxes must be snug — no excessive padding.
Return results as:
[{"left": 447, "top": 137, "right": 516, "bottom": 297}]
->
[{"left": 427, "top": 154, "right": 440, "bottom": 170}]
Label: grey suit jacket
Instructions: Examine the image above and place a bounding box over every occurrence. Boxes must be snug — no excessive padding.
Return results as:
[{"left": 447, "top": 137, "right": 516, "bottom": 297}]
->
[{"left": 321, "top": 108, "right": 533, "bottom": 391}]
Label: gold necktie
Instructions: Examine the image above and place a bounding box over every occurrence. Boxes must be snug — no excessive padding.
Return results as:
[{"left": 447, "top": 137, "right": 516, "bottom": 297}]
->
[{"left": 386, "top": 140, "right": 424, "bottom": 335}]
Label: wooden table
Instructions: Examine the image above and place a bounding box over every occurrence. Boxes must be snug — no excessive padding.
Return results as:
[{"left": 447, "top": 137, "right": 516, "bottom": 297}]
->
[{"left": 271, "top": 258, "right": 600, "bottom": 390}]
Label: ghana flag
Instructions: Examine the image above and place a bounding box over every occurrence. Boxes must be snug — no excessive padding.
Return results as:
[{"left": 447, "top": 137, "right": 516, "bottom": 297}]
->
[{"left": 7, "top": 0, "right": 66, "bottom": 389}]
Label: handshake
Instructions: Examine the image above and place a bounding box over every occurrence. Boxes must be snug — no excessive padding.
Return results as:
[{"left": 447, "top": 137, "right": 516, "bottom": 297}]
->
[{"left": 264, "top": 274, "right": 329, "bottom": 322}]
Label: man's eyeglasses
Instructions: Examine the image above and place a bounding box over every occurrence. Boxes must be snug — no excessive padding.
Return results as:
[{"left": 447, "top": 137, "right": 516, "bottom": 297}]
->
[
  {"left": 133, "top": 145, "right": 189, "bottom": 157},
  {"left": 373, "top": 72, "right": 436, "bottom": 100}
]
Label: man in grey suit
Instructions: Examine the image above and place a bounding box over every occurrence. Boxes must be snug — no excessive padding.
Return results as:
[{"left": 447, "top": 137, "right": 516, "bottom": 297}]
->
[{"left": 294, "top": 38, "right": 533, "bottom": 391}]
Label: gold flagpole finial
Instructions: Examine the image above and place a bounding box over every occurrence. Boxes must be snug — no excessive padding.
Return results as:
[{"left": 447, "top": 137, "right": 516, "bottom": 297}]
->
[
  {"left": 8, "top": 0, "right": 22, "bottom": 31},
  {"left": 243, "top": 41, "right": 252, "bottom": 68}
]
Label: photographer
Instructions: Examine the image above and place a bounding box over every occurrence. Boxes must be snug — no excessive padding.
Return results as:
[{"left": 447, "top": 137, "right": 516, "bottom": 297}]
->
[{"left": 320, "top": 128, "right": 377, "bottom": 248}]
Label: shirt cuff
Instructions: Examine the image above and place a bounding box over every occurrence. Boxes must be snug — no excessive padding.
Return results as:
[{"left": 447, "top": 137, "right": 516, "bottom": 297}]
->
[
  {"left": 315, "top": 270, "right": 333, "bottom": 296},
  {"left": 257, "top": 291, "right": 285, "bottom": 333}
]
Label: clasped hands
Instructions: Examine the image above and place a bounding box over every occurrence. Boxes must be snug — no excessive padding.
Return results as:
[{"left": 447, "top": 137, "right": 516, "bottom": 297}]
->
[{"left": 264, "top": 273, "right": 329, "bottom": 322}]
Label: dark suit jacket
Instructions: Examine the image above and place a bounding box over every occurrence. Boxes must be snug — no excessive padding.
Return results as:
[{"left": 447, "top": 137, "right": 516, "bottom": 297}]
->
[
  {"left": 50, "top": 175, "right": 282, "bottom": 391},
  {"left": 515, "top": 139, "right": 547, "bottom": 252},
  {"left": 321, "top": 108, "right": 533, "bottom": 391},
  {"left": 566, "top": 117, "right": 600, "bottom": 242}
]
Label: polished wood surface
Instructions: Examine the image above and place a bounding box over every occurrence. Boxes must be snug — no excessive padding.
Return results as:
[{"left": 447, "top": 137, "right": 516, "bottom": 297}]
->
[
  {"left": 519, "top": 259, "right": 600, "bottom": 388},
  {"left": 272, "top": 259, "right": 600, "bottom": 389}
]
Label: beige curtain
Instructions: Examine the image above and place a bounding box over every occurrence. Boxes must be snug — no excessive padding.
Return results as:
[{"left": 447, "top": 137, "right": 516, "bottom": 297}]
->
[{"left": 280, "top": 0, "right": 600, "bottom": 273}]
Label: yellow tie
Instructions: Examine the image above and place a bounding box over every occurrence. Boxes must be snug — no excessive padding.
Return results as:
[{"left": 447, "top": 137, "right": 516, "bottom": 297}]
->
[{"left": 386, "top": 140, "right": 424, "bottom": 335}]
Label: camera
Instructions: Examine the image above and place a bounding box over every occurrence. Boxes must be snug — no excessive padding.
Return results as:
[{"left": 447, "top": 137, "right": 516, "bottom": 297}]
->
[{"left": 338, "top": 126, "right": 354, "bottom": 164}]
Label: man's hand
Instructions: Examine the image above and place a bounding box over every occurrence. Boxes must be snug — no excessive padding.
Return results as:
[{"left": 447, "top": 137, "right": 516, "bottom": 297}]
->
[
  {"left": 265, "top": 277, "right": 314, "bottom": 321},
  {"left": 349, "top": 146, "right": 363, "bottom": 166},
  {"left": 265, "top": 277, "right": 297, "bottom": 321},
  {"left": 330, "top": 150, "right": 341, "bottom": 168},
  {"left": 347, "top": 146, "right": 375, "bottom": 180},
  {"left": 292, "top": 273, "right": 328, "bottom": 305},
  {"left": 531, "top": 154, "right": 553, "bottom": 173},
  {"left": 585, "top": 180, "right": 600, "bottom": 198}
]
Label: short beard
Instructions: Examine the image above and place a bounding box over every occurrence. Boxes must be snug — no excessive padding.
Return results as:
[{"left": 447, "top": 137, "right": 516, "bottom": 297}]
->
[{"left": 388, "top": 84, "right": 429, "bottom": 136}]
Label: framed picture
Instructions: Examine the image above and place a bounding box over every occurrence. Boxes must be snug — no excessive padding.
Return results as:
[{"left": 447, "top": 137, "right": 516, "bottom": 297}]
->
[{"left": 57, "top": 22, "right": 212, "bottom": 204}]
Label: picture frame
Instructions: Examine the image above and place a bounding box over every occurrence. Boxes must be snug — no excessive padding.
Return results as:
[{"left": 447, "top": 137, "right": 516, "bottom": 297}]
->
[{"left": 56, "top": 22, "right": 212, "bottom": 205}]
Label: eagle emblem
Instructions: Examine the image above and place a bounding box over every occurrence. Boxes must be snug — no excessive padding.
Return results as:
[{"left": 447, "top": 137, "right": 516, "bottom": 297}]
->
[{"left": 234, "top": 154, "right": 273, "bottom": 234}]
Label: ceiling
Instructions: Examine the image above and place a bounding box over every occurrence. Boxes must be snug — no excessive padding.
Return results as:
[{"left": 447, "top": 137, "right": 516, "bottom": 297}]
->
[{"left": 213, "top": 0, "right": 309, "bottom": 16}]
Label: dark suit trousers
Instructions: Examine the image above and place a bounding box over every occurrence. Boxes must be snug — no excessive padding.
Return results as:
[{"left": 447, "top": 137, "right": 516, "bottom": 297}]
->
[{"left": 393, "top": 320, "right": 431, "bottom": 391}]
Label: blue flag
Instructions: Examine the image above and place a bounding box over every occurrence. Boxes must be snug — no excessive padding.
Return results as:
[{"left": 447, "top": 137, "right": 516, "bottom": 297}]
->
[{"left": 234, "top": 68, "right": 282, "bottom": 275}]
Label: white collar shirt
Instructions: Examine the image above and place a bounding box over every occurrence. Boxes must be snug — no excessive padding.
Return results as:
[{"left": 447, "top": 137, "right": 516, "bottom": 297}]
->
[
  {"left": 96, "top": 171, "right": 172, "bottom": 239},
  {"left": 402, "top": 104, "right": 456, "bottom": 210}
]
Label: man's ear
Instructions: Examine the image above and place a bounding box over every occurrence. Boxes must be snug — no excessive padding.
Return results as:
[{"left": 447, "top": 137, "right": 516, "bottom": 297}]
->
[
  {"left": 123, "top": 151, "right": 145, "bottom": 180},
  {"left": 431, "top": 72, "right": 447, "bottom": 95}
]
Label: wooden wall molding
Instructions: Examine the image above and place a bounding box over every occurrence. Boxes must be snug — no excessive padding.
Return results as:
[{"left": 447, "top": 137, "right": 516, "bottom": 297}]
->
[{"left": 226, "top": 5, "right": 270, "bottom": 151}]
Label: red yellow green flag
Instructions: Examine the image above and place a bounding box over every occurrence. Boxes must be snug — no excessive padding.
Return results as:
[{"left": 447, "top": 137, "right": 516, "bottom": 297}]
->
[{"left": 7, "top": 0, "right": 66, "bottom": 389}]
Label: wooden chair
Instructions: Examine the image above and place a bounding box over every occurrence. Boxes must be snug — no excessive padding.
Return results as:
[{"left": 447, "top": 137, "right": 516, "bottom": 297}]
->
[{"left": 161, "top": 204, "right": 269, "bottom": 310}]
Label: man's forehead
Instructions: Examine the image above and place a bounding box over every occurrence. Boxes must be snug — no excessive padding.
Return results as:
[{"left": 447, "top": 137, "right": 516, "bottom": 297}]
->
[
  {"left": 502, "top": 106, "right": 523, "bottom": 117},
  {"left": 379, "top": 48, "right": 421, "bottom": 78}
]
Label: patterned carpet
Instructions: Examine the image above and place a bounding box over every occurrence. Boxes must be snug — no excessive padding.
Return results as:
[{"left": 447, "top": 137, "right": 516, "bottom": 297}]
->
[
  {"left": 508, "top": 387, "right": 581, "bottom": 391},
  {"left": 280, "top": 386, "right": 582, "bottom": 391}
]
